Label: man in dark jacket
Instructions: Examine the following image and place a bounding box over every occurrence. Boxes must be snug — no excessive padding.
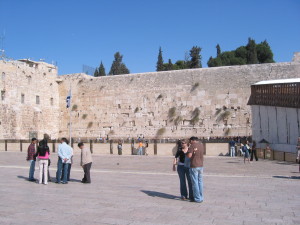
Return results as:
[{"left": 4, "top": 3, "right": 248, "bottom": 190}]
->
[{"left": 27, "top": 138, "right": 37, "bottom": 181}]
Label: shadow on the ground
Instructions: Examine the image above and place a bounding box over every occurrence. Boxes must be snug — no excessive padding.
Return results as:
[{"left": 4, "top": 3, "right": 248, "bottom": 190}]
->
[
  {"left": 141, "top": 190, "right": 180, "bottom": 200},
  {"left": 226, "top": 161, "right": 240, "bottom": 163},
  {"left": 273, "top": 175, "right": 300, "bottom": 180},
  {"left": 17, "top": 175, "right": 29, "bottom": 181},
  {"left": 69, "top": 178, "right": 82, "bottom": 183}
]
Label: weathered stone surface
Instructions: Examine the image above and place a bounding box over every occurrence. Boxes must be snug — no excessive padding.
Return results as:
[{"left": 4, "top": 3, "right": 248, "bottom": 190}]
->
[{"left": 1, "top": 54, "right": 300, "bottom": 140}]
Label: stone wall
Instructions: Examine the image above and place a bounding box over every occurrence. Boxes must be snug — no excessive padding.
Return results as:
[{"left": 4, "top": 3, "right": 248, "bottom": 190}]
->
[
  {"left": 58, "top": 59, "right": 300, "bottom": 139},
  {"left": 0, "top": 59, "right": 60, "bottom": 139}
]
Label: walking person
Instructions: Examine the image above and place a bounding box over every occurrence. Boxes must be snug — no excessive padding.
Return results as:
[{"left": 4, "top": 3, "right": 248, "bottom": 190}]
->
[
  {"left": 117, "top": 140, "right": 122, "bottom": 155},
  {"left": 27, "top": 138, "right": 37, "bottom": 182},
  {"left": 35, "top": 139, "right": 50, "bottom": 185},
  {"left": 229, "top": 138, "right": 236, "bottom": 157},
  {"left": 78, "top": 142, "right": 93, "bottom": 183},
  {"left": 187, "top": 137, "right": 204, "bottom": 203},
  {"left": 56, "top": 138, "right": 73, "bottom": 184},
  {"left": 173, "top": 140, "right": 188, "bottom": 200},
  {"left": 250, "top": 141, "right": 258, "bottom": 161}
]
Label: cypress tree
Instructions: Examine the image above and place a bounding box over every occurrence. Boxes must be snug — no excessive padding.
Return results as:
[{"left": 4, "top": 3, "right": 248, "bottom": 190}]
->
[
  {"left": 156, "top": 47, "right": 164, "bottom": 71},
  {"left": 216, "top": 44, "right": 221, "bottom": 57},
  {"left": 98, "top": 61, "right": 106, "bottom": 76},
  {"left": 94, "top": 67, "right": 99, "bottom": 77},
  {"left": 257, "top": 40, "right": 274, "bottom": 63}
]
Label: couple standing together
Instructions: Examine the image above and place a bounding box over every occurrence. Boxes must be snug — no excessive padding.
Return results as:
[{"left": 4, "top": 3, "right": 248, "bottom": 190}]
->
[{"left": 173, "top": 137, "right": 204, "bottom": 203}]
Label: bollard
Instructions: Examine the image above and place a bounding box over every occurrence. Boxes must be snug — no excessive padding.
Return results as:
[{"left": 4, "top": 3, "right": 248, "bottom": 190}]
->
[
  {"left": 20, "top": 140, "right": 23, "bottom": 152},
  {"left": 110, "top": 140, "right": 113, "bottom": 154},
  {"left": 52, "top": 140, "right": 56, "bottom": 153},
  {"left": 154, "top": 139, "right": 157, "bottom": 155},
  {"left": 5, "top": 140, "right": 7, "bottom": 151}
]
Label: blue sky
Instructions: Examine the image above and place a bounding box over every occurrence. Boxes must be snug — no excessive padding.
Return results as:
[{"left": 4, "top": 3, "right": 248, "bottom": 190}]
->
[{"left": 0, "top": 0, "right": 300, "bottom": 75}]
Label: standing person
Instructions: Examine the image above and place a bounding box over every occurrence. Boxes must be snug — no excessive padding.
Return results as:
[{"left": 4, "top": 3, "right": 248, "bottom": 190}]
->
[
  {"left": 186, "top": 137, "right": 204, "bottom": 203},
  {"left": 78, "top": 142, "right": 93, "bottom": 183},
  {"left": 250, "top": 141, "right": 258, "bottom": 161},
  {"left": 35, "top": 139, "right": 50, "bottom": 185},
  {"left": 229, "top": 138, "right": 236, "bottom": 157},
  {"left": 145, "top": 140, "right": 149, "bottom": 156},
  {"left": 182, "top": 140, "right": 193, "bottom": 201},
  {"left": 56, "top": 138, "right": 73, "bottom": 184},
  {"left": 137, "top": 141, "right": 143, "bottom": 155},
  {"left": 296, "top": 137, "right": 300, "bottom": 173},
  {"left": 117, "top": 140, "right": 122, "bottom": 155},
  {"left": 242, "top": 143, "right": 250, "bottom": 164},
  {"left": 27, "top": 138, "right": 37, "bottom": 182},
  {"left": 173, "top": 140, "right": 188, "bottom": 200}
]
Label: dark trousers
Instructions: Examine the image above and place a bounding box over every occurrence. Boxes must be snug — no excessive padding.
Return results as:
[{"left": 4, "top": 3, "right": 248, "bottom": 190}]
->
[
  {"left": 61, "top": 164, "right": 71, "bottom": 181},
  {"left": 82, "top": 162, "right": 92, "bottom": 183},
  {"left": 250, "top": 150, "right": 258, "bottom": 161}
]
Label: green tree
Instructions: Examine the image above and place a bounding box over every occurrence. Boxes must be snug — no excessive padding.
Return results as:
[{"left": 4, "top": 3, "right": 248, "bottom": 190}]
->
[
  {"left": 98, "top": 61, "right": 106, "bottom": 76},
  {"left": 174, "top": 60, "right": 188, "bottom": 69},
  {"left": 256, "top": 40, "right": 274, "bottom": 63},
  {"left": 94, "top": 67, "right": 99, "bottom": 77},
  {"left": 246, "top": 38, "right": 258, "bottom": 64},
  {"left": 216, "top": 44, "right": 221, "bottom": 57},
  {"left": 109, "top": 52, "right": 130, "bottom": 75},
  {"left": 189, "top": 46, "right": 202, "bottom": 68},
  {"left": 156, "top": 47, "right": 164, "bottom": 71}
]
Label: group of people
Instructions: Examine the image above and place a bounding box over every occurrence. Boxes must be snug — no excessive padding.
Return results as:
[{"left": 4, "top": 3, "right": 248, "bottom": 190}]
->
[
  {"left": 229, "top": 139, "right": 259, "bottom": 163},
  {"left": 26, "top": 138, "right": 93, "bottom": 185},
  {"left": 173, "top": 137, "right": 204, "bottom": 203}
]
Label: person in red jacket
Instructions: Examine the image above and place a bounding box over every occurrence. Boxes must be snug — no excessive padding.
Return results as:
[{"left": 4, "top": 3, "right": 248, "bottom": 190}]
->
[{"left": 26, "top": 138, "right": 37, "bottom": 182}]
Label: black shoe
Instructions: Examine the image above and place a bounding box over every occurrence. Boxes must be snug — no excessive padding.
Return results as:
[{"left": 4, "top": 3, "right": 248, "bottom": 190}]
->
[
  {"left": 61, "top": 182, "right": 68, "bottom": 184},
  {"left": 29, "top": 179, "right": 36, "bottom": 182}
]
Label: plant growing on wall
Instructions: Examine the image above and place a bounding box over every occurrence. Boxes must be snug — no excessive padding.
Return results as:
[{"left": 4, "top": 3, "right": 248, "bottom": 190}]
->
[
  {"left": 215, "top": 108, "right": 222, "bottom": 116},
  {"left": 82, "top": 114, "right": 88, "bottom": 119},
  {"left": 168, "top": 107, "right": 176, "bottom": 119},
  {"left": 191, "top": 82, "right": 200, "bottom": 92},
  {"left": 174, "top": 116, "right": 183, "bottom": 126},
  {"left": 216, "top": 110, "right": 231, "bottom": 122},
  {"left": 72, "top": 104, "right": 78, "bottom": 111},
  {"left": 156, "top": 94, "right": 163, "bottom": 100},
  {"left": 156, "top": 128, "right": 166, "bottom": 137},
  {"left": 190, "top": 107, "right": 200, "bottom": 125},
  {"left": 87, "top": 122, "right": 93, "bottom": 128},
  {"left": 224, "top": 128, "right": 231, "bottom": 136},
  {"left": 134, "top": 107, "right": 139, "bottom": 113}
]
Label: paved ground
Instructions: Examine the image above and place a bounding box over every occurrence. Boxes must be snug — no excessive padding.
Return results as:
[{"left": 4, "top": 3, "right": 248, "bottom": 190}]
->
[{"left": 0, "top": 152, "right": 299, "bottom": 225}]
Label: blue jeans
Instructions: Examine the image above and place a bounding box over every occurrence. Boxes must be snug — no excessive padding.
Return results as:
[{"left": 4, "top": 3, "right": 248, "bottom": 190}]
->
[
  {"left": 137, "top": 147, "right": 143, "bottom": 155},
  {"left": 230, "top": 146, "right": 235, "bottom": 157},
  {"left": 177, "top": 165, "right": 187, "bottom": 198},
  {"left": 190, "top": 167, "right": 204, "bottom": 202},
  {"left": 29, "top": 160, "right": 35, "bottom": 180},
  {"left": 56, "top": 159, "right": 69, "bottom": 183},
  {"left": 184, "top": 167, "right": 193, "bottom": 200}
]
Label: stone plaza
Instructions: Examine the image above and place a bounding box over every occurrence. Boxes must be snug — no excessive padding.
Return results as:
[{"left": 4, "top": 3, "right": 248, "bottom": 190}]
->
[{"left": 0, "top": 151, "right": 299, "bottom": 225}]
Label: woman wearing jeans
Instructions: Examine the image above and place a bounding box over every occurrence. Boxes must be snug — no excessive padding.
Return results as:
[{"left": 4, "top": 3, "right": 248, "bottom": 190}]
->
[
  {"left": 35, "top": 139, "right": 50, "bottom": 185},
  {"left": 173, "top": 140, "right": 192, "bottom": 200}
]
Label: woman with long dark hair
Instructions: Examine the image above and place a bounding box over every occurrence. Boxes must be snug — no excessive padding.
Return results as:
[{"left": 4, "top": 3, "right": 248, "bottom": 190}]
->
[{"left": 35, "top": 139, "right": 50, "bottom": 185}]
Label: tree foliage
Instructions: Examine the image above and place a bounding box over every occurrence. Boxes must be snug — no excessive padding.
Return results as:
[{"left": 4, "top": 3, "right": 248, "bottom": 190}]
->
[
  {"left": 189, "top": 46, "right": 202, "bottom": 68},
  {"left": 156, "top": 47, "right": 164, "bottom": 71},
  {"left": 94, "top": 61, "right": 106, "bottom": 77},
  {"left": 207, "top": 38, "right": 274, "bottom": 67},
  {"left": 109, "top": 52, "right": 130, "bottom": 75}
]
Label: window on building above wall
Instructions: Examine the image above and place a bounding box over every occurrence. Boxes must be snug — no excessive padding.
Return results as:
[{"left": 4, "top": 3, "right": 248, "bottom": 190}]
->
[
  {"left": 1, "top": 91, "right": 5, "bottom": 101},
  {"left": 50, "top": 98, "right": 53, "bottom": 106},
  {"left": 21, "top": 94, "right": 25, "bottom": 104},
  {"left": 1, "top": 72, "right": 5, "bottom": 80},
  {"left": 36, "top": 95, "right": 40, "bottom": 104}
]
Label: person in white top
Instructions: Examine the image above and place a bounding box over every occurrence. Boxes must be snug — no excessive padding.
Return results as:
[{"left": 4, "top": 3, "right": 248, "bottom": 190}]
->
[{"left": 56, "top": 138, "right": 73, "bottom": 184}]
